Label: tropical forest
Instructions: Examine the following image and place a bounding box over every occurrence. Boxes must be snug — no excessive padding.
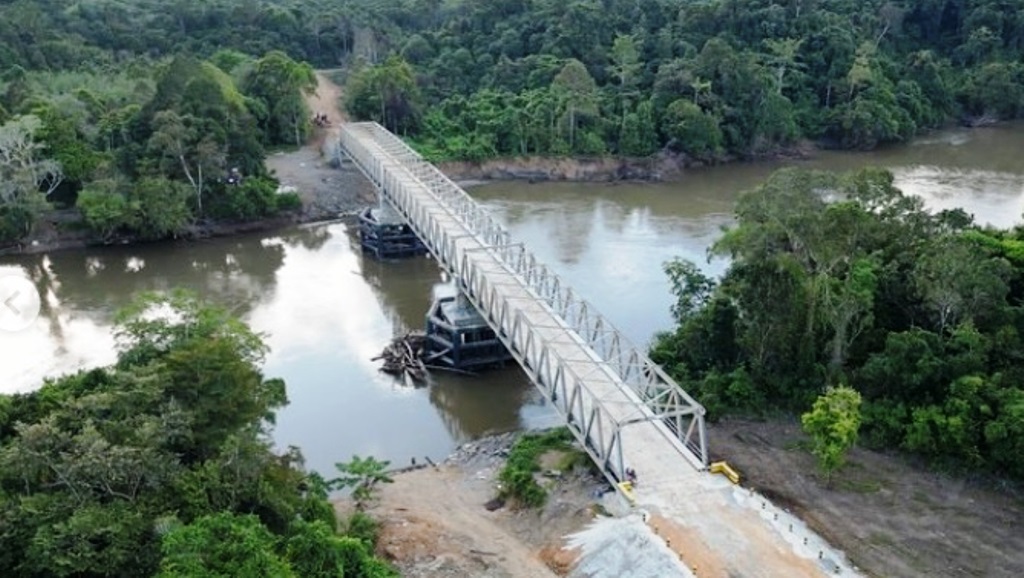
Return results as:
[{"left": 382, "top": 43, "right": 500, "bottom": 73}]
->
[{"left": 2, "top": 0, "right": 1024, "bottom": 576}]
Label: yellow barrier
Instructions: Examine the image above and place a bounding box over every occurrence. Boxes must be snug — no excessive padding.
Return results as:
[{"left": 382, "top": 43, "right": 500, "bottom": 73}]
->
[
  {"left": 617, "top": 481, "right": 636, "bottom": 504},
  {"left": 710, "top": 461, "right": 740, "bottom": 484}
]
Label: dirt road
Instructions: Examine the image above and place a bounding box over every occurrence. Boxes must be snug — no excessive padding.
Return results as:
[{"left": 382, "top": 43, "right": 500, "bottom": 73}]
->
[
  {"left": 265, "top": 70, "right": 372, "bottom": 219},
  {"left": 370, "top": 466, "right": 558, "bottom": 578}
]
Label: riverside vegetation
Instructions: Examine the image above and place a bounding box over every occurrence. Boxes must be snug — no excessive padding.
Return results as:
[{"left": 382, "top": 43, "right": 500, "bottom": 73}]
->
[
  {"left": 651, "top": 167, "right": 1024, "bottom": 481},
  {"left": 0, "top": 292, "right": 397, "bottom": 577},
  {"left": 3, "top": 0, "right": 1024, "bottom": 247},
  {"left": 339, "top": 0, "right": 1024, "bottom": 161}
]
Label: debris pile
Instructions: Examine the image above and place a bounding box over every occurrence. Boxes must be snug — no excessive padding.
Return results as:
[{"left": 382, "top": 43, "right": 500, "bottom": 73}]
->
[{"left": 373, "top": 332, "right": 428, "bottom": 383}]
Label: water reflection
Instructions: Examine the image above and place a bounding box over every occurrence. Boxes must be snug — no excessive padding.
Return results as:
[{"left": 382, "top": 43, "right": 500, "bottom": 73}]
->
[
  {"left": 1, "top": 223, "right": 549, "bottom": 477},
  {"left": 3, "top": 123, "right": 1022, "bottom": 474},
  {"left": 472, "top": 124, "right": 1024, "bottom": 345},
  {"left": 474, "top": 184, "right": 735, "bottom": 346}
]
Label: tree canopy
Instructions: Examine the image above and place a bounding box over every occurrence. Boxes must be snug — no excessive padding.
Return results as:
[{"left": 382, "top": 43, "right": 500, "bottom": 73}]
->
[
  {"left": 0, "top": 291, "right": 395, "bottom": 577},
  {"left": 651, "top": 167, "right": 1024, "bottom": 480},
  {"left": 321, "top": 0, "right": 1024, "bottom": 161},
  {"left": 4, "top": 0, "right": 1022, "bottom": 167},
  {"left": 0, "top": 49, "right": 309, "bottom": 245}
]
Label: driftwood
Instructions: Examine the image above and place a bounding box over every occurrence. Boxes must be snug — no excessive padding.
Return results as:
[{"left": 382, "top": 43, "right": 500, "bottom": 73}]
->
[{"left": 372, "top": 332, "right": 429, "bottom": 383}]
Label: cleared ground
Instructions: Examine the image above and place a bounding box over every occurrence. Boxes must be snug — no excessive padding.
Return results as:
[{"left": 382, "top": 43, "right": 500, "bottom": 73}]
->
[{"left": 711, "top": 418, "right": 1024, "bottom": 578}]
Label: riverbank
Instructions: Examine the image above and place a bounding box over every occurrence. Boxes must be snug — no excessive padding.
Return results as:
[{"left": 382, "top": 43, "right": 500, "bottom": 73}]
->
[
  {"left": 338, "top": 431, "right": 600, "bottom": 578},
  {"left": 341, "top": 431, "right": 702, "bottom": 578},
  {"left": 1, "top": 71, "right": 372, "bottom": 258},
  {"left": 438, "top": 142, "right": 816, "bottom": 184}
]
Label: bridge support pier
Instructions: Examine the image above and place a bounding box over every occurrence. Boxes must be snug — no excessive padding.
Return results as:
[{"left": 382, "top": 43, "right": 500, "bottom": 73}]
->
[
  {"left": 358, "top": 204, "right": 426, "bottom": 259},
  {"left": 425, "top": 292, "right": 512, "bottom": 371}
]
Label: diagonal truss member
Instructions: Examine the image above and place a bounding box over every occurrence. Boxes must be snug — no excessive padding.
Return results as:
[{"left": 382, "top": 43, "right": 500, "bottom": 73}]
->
[{"left": 339, "top": 122, "right": 709, "bottom": 480}]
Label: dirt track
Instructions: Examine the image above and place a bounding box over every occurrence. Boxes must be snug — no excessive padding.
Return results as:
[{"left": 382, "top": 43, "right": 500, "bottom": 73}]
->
[{"left": 264, "top": 71, "right": 373, "bottom": 220}]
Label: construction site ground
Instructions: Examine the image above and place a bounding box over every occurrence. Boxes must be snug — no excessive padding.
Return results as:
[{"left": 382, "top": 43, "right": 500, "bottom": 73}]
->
[
  {"left": 336, "top": 424, "right": 1023, "bottom": 578},
  {"left": 711, "top": 418, "right": 1024, "bottom": 578}
]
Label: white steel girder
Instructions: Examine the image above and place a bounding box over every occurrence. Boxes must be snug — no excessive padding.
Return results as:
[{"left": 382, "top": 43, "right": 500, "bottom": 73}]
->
[{"left": 339, "top": 122, "right": 709, "bottom": 477}]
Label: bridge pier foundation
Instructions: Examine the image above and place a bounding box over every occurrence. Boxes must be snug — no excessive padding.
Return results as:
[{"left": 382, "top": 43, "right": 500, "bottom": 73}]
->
[
  {"left": 424, "top": 292, "right": 512, "bottom": 371},
  {"left": 358, "top": 204, "right": 426, "bottom": 259}
]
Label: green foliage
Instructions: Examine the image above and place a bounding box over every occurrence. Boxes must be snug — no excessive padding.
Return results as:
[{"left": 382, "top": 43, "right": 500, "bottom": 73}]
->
[
  {"left": 129, "top": 176, "right": 194, "bottom": 240},
  {"left": 655, "top": 166, "right": 1024, "bottom": 479},
  {"left": 245, "top": 51, "right": 317, "bottom": 146},
  {"left": 344, "top": 511, "right": 381, "bottom": 546},
  {"left": 276, "top": 191, "right": 302, "bottom": 212},
  {"left": 664, "top": 99, "right": 723, "bottom": 159},
  {"left": 345, "top": 55, "right": 423, "bottom": 134},
  {"left": 76, "top": 183, "right": 131, "bottom": 240},
  {"left": 0, "top": 114, "right": 58, "bottom": 241},
  {"left": 330, "top": 455, "right": 394, "bottom": 507},
  {"left": 0, "top": 195, "right": 47, "bottom": 244},
  {"left": 664, "top": 258, "right": 716, "bottom": 325},
  {"left": 497, "top": 429, "right": 574, "bottom": 508},
  {"left": 802, "top": 385, "right": 863, "bottom": 483},
  {"left": 157, "top": 513, "right": 295, "bottom": 578},
  {"left": 209, "top": 177, "right": 282, "bottom": 221},
  {"left": 0, "top": 292, "right": 393, "bottom": 577},
  {"left": 285, "top": 519, "right": 397, "bottom": 578}
]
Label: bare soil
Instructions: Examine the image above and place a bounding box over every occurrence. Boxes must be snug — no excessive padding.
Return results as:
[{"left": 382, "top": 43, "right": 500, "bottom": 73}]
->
[
  {"left": 265, "top": 70, "right": 374, "bottom": 220},
  {"left": 710, "top": 417, "right": 1024, "bottom": 578},
  {"left": 339, "top": 434, "right": 608, "bottom": 578}
]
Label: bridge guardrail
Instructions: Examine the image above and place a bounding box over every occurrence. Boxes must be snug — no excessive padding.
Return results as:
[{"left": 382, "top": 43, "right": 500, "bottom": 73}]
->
[{"left": 340, "top": 122, "right": 708, "bottom": 470}]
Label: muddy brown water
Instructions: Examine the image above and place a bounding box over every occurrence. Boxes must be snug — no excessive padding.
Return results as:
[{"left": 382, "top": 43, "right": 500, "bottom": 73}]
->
[{"left": 2, "top": 124, "right": 1023, "bottom": 476}]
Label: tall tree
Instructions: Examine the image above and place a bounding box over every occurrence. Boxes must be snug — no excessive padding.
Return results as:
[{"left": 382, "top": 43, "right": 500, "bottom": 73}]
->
[
  {"left": 0, "top": 114, "right": 62, "bottom": 241},
  {"left": 244, "top": 51, "right": 317, "bottom": 146},
  {"left": 551, "top": 59, "right": 598, "bottom": 151}
]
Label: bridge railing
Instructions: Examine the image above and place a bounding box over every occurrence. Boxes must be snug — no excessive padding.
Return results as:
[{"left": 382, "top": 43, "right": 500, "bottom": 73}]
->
[{"left": 340, "top": 122, "right": 708, "bottom": 469}]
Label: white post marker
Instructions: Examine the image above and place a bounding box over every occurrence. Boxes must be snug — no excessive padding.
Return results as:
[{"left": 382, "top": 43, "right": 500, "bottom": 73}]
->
[{"left": 0, "top": 275, "right": 41, "bottom": 332}]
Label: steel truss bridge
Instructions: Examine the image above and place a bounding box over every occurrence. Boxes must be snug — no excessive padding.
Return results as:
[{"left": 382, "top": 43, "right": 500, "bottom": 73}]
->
[{"left": 340, "top": 122, "right": 708, "bottom": 484}]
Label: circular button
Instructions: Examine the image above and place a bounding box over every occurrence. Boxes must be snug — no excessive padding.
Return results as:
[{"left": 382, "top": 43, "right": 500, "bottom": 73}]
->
[{"left": 0, "top": 275, "right": 41, "bottom": 332}]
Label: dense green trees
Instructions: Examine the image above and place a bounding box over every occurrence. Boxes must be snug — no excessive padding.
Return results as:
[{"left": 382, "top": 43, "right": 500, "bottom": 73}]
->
[
  {"left": 322, "top": 0, "right": 1024, "bottom": 161},
  {"left": 652, "top": 168, "right": 1024, "bottom": 479},
  {"left": 0, "top": 50, "right": 307, "bottom": 246},
  {"left": 4, "top": 0, "right": 1023, "bottom": 170},
  {"left": 0, "top": 115, "right": 63, "bottom": 241},
  {"left": 0, "top": 292, "right": 395, "bottom": 577}
]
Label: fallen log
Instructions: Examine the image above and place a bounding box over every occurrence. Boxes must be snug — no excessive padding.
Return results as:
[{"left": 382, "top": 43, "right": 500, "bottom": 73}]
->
[{"left": 373, "top": 332, "right": 429, "bottom": 384}]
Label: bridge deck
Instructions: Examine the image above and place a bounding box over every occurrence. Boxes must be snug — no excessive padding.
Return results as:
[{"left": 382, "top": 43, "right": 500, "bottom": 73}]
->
[{"left": 340, "top": 122, "right": 858, "bottom": 577}]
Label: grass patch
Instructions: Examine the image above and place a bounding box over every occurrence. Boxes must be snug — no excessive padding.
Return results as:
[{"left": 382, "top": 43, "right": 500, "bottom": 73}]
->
[
  {"left": 836, "top": 477, "right": 883, "bottom": 494},
  {"left": 343, "top": 511, "right": 380, "bottom": 546},
  {"left": 553, "top": 447, "right": 592, "bottom": 473},
  {"left": 498, "top": 428, "right": 575, "bottom": 508}
]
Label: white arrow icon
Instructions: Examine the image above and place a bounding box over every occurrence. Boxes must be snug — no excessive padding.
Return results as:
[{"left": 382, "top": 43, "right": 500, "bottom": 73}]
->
[
  {"left": 4, "top": 290, "right": 22, "bottom": 315},
  {"left": 0, "top": 275, "right": 40, "bottom": 332}
]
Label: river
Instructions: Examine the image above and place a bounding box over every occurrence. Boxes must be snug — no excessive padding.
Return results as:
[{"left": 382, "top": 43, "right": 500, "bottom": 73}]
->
[{"left": 2, "top": 124, "right": 1023, "bottom": 477}]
